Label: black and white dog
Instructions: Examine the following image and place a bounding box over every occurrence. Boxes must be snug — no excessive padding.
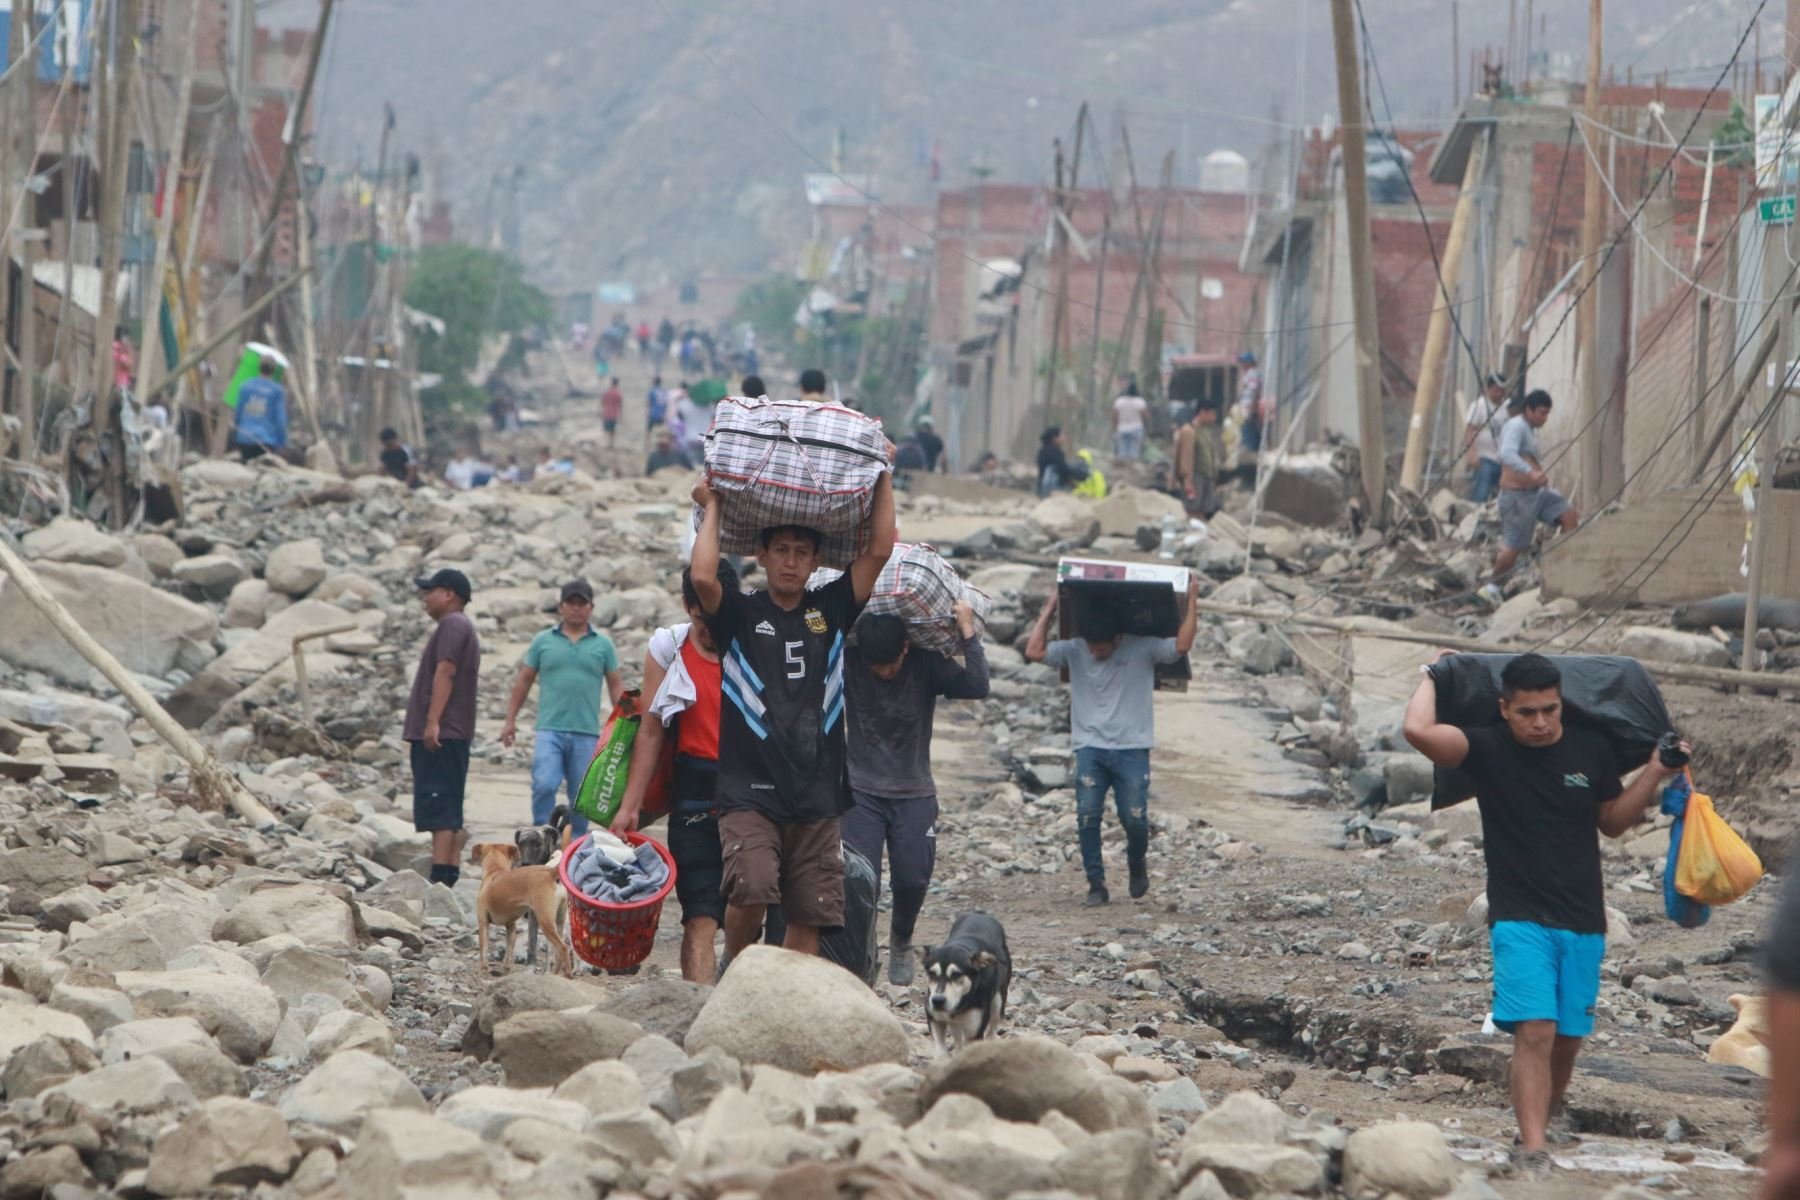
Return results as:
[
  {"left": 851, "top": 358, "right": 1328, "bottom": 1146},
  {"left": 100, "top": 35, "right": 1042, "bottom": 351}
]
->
[
  {"left": 514, "top": 805, "right": 572, "bottom": 966},
  {"left": 922, "top": 911, "right": 1012, "bottom": 1056}
]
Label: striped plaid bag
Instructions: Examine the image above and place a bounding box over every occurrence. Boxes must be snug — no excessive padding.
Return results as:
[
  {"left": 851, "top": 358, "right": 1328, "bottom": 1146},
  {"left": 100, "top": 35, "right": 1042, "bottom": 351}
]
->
[
  {"left": 699, "top": 397, "right": 891, "bottom": 568},
  {"left": 814, "top": 543, "right": 991, "bottom": 656}
]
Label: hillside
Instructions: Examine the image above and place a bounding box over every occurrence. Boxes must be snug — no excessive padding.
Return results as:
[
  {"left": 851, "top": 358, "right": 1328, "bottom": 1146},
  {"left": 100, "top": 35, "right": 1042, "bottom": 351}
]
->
[{"left": 311, "top": 0, "right": 1779, "bottom": 295}]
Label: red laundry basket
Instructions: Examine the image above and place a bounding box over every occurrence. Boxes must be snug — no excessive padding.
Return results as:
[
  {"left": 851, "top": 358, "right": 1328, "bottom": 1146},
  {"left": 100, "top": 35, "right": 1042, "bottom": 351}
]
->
[{"left": 558, "top": 832, "right": 678, "bottom": 971}]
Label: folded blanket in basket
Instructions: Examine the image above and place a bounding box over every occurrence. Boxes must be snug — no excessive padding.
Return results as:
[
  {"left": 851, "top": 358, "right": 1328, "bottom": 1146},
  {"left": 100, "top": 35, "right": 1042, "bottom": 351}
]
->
[
  {"left": 700, "top": 396, "right": 890, "bottom": 568},
  {"left": 568, "top": 835, "right": 669, "bottom": 904}
]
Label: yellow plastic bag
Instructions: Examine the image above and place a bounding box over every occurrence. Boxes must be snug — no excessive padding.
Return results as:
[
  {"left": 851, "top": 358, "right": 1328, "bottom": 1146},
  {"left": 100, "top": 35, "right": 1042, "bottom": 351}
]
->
[{"left": 1675, "top": 789, "right": 1764, "bottom": 905}]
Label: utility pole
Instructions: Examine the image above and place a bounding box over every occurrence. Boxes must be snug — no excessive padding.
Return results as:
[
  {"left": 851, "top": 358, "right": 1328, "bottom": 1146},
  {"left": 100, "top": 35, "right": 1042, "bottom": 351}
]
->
[
  {"left": 1329, "top": 0, "right": 1388, "bottom": 520},
  {"left": 1400, "top": 131, "right": 1486, "bottom": 491},
  {"left": 1576, "top": 0, "right": 1605, "bottom": 513},
  {"left": 246, "top": 0, "right": 337, "bottom": 303},
  {"left": 138, "top": 0, "right": 200, "bottom": 404},
  {"left": 1043, "top": 103, "right": 1086, "bottom": 431},
  {"left": 89, "top": 0, "right": 140, "bottom": 522}
]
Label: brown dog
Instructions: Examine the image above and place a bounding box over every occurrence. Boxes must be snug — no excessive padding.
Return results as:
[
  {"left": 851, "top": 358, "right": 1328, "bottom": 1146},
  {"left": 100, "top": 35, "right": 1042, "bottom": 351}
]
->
[
  {"left": 1706, "top": 993, "right": 1771, "bottom": 1077},
  {"left": 467, "top": 842, "right": 572, "bottom": 977}
]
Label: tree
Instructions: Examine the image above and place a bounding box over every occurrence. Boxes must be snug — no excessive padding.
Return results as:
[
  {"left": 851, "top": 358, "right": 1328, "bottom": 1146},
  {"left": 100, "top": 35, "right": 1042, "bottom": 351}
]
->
[
  {"left": 405, "top": 245, "right": 551, "bottom": 412},
  {"left": 732, "top": 275, "right": 810, "bottom": 356}
]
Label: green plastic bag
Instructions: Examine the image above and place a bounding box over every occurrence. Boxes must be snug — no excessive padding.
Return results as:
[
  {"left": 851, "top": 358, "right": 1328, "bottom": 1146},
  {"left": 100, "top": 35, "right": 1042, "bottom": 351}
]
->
[{"left": 575, "top": 700, "right": 641, "bottom": 826}]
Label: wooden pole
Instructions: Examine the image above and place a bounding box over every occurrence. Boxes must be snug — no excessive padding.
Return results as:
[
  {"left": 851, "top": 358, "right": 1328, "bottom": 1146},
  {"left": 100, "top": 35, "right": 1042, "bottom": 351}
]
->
[
  {"left": 0, "top": 0, "right": 27, "bottom": 401},
  {"left": 1689, "top": 296, "right": 1711, "bottom": 477},
  {"left": 1329, "top": 0, "right": 1389, "bottom": 520},
  {"left": 0, "top": 537, "right": 278, "bottom": 826},
  {"left": 137, "top": 0, "right": 200, "bottom": 403},
  {"left": 1191, "top": 598, "right": 1800, "bottom": 693},
  {"left": 1084, "top": 194, "right": 1113, "bottom": 420},
  {"left": 246, "top": 0, "right": 337, "bottom": 302},
  {"left": 1742, "top": 211, "right": 1797, "bottom": 672},
  {"left": 1577, "top": 0, "right": 1606, "bottom": 513},
  {"left": 18, "top": 235, "right": 38, "bottom": 459},
  {"left": 294, "top": 184, "right": 325, "bottom": 441},
  {"left": 1044, "top": 137, "right": 1068, "bottom": 424},
  {"left": 90, "top": 0, "right": 137, "bottom": 413},
  {"left": 1400, "top": 132, "right": 1487, "bottom": 491},
  {"left": 1692, "top": 316, "right": 1778, "bottom": 482}
]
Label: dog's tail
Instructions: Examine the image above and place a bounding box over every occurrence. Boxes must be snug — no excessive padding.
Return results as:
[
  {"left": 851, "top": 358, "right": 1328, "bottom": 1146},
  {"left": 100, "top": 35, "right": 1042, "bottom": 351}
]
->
[{"left": 548, "top": 804, "right": 573, "bottom": 848}]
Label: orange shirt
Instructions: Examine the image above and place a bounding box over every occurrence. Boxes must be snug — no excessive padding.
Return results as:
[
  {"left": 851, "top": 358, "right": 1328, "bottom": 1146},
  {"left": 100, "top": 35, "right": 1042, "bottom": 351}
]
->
[{"left": 676, "top": 637, "right": 721, "bottom": 760}]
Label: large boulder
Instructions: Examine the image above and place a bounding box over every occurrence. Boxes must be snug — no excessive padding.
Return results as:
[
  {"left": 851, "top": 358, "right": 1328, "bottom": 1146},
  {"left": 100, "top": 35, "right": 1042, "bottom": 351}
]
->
[
  {"left": 3, "top": 1034, "right": 100, "bottom": 1099},
  {"left": 493, "top": 1009, "right": 644, "bottom": 1087},
  {"left": 597, "top": 977, "right": 710, "bottom": 1044},
  {"left": 1055, "top": 1129, "right": 1169, "bottom": 1200},
  {"left": 337, "top": 1108, "right": 495, "bottom": 1198},
  {"left": 39, "top": 1055, "right": 196, "bottom": 1117},
  {"left": 0, "top": 561, "right": 217, "bottom": 688},
  {"left": 1342, "top": 1121, "right": 1464, "bottom": 1200},
  {"left": 214, "top": 883, "right": 357, "bottom": 951},
  {"left": 145, "top": 1097, "right": 301, "bottom": 1196},
  {"left": 265, "top": 539, "right": 328, "bottom": 596},
  {"left": 463, "top": 973, "right": 612, "bottom": 1056},
  {"left": 904, "top": 1094, "right": 1064, "bottom": 1199},
  {"left": 921, "top": 1033, "right": 1151, "bottom": 1133},
  {"left": 1093, "top": 486, "right": 1187, "bottom": 538},
  {"left": 0, "top": 1000, "right": 95, "bottom": 1071},
  {"left": 98, "top": 1016, "right": 214, "bottom": 1065},
  {"left": 259, "top": 945, "right": 370, "bottom": 1011},
  {"left": 114, "top": 970, "right": 281, "bottom": 1062},
  {"left": 0, "top": 846, "right": 90, "bottom": 915},
  {"left": 683, "top": 945, "right": 908, "bottom": 1073},
  {"left": 224, "top": 579, "right": 274, "bottom": 629},
  {"left": 1026, "top": 492, "right": 1099, "bottom": 543},
  {"left": 59, "top": 900, "right": 221, "bottom": 971},
  {"left": 163, "top": 599, "right": 358, "bottom": 726},
  {"left": 170, "top": 553, "right": 249, "bottom": 597},
  {"left": 23, "top": 516, "right": 127, "bottom": 567},
  {"left": 278, "top": 1050, "right": 426, "bottom": 1134},
  {"left": 436, "top": 1085, "right": 590, "bottom": 1139}
]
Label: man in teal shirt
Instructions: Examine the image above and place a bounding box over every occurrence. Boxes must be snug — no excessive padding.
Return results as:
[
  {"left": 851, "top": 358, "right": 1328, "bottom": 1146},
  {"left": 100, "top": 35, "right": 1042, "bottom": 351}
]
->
[{"left": 501, "top": 579, "right": 624, "bottom": 836}]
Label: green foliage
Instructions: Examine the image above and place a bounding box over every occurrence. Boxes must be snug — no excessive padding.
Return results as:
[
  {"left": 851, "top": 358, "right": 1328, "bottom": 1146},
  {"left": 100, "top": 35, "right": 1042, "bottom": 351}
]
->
[
  {"left": 1714, "top": 100, "right": 1754, "bottom": 168},
  {"left": 732, "top": 276, "right": 811, "bottom": 355},
  {"left": 404, "top": 245, "right": 551, "bottom": 414}
]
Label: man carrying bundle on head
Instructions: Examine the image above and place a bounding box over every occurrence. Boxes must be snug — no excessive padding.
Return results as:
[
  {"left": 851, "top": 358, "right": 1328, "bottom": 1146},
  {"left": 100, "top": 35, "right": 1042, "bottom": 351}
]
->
[{"left": 688, "top": 470, "right": 896, "bottom": 966}]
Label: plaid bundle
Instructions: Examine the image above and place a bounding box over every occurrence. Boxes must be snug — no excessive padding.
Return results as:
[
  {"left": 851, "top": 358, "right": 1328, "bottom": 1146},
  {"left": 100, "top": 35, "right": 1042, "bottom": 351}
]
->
[
  {"left": 699, "top": 397, "right": 891, "bottom": 568},
  {"left": 813, "top": 543, "right": 991, "bottom": 656}
]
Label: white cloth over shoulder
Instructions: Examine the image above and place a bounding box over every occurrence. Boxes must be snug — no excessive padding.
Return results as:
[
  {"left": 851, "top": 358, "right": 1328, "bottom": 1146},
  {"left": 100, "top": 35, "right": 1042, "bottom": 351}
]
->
[{"left": 647, "top": 622, "right": 697, "bottom": 726}]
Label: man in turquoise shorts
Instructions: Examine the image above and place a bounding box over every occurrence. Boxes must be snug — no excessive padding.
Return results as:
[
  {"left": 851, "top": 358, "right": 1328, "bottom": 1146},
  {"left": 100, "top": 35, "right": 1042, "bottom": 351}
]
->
[{"left": 1402, "top": 652, "right": 1688, "bottom": 1176}]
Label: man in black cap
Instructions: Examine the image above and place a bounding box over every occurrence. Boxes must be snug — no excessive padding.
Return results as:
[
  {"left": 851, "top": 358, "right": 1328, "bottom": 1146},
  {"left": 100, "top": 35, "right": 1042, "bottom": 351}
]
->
[
  {"left": 501, "top": 579, "right": 624, "bottom": 839},
  {"left": 404, "top": 569, "right": 481, "bottom": 886}
]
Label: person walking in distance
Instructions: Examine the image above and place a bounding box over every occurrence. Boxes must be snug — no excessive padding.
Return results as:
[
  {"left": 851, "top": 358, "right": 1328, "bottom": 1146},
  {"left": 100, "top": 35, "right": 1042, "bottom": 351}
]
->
[
  {"left": 647, "top": 376, "right": 668, "bottom": 431},
  {"left": 1024, "top": 574, "right": 1200, "bottom": 905},
  {"left": 843, "top": 602, "right": 990, "bottom": 984},
  {"left": 1169, "top": 403, "right": 1222, "bottom": 519},
  {"left": 600, "top": 377, "right": 625, "bottom": 449},
  {"left": 1465, "top": 373, "right": 1511, "bottom": 503},
  {"left": 798, "top": 368, "right": 828, "bottom": 404},
  {"left": 232, "top": 359, "right": 288, "bottom": 462},
  {"left": 613, "top": 561, "right": 741, "bottom": 983},
  {"left": 404, "top": 569, "right": 482, "bottom": 887},
  {"left": 689, "top": 471, "right": 897, "bottom": 963},
  {"left": 1482, "top": 389, "right": 1579, "bottom": 605},
  {"left": 1110, "top": 380, "right": 1150, "bottom": 461},
  {"left": 500, "top": 579, "right": 624, "bottom": 841},
  {"left": 1403, "top": 652, "right": 1688, "bottom": 1176}
]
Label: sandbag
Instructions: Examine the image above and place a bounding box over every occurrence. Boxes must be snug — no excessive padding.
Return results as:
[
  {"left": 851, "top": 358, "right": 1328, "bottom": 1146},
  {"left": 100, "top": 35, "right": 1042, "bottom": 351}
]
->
[
  {"left": 1427, "top": 653, "right": 1672, "bottom": 809},
  {"left": 1670, "top": 592, "right": 1800, "bottom": 633},
  {"left": 813, "top": 543, "right": 990, "bottom": 656},
  {"left": 760, "top": 843, "right": 881, "bottom": 987},
  {"left": 699, "top": 397, "right": 891, "bottom": 569}
]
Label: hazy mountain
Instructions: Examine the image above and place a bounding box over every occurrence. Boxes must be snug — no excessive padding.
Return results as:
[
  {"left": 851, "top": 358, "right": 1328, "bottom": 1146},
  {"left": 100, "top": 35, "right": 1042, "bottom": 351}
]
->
[{"left": 306, "top": 0, "right": 1781, "bottom": 294}]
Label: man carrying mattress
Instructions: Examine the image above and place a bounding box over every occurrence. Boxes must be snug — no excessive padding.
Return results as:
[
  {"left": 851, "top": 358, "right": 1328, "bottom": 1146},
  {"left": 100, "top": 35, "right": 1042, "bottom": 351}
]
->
[{"left": 689, "top": 471, "right": 897, "bottom": 964}]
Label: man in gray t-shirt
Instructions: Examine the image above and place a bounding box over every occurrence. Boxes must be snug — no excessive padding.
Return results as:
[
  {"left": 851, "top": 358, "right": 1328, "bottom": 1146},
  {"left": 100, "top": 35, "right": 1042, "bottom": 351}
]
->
[{"left": 1026, "top": 575, "right": 1199, "bottom": 906}]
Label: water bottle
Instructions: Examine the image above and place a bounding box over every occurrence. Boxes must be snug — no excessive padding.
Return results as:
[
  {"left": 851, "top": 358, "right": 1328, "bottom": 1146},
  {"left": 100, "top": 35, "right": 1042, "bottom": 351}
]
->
[{"left": 1159, "top": 512, "right": 1176, "bottom": 559}]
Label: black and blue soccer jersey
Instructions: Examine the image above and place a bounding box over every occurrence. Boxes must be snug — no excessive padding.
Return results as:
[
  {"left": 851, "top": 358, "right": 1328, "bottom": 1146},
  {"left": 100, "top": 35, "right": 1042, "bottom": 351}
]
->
[{"left": 708, "top": 573, "right": 863, "bottom": 822}]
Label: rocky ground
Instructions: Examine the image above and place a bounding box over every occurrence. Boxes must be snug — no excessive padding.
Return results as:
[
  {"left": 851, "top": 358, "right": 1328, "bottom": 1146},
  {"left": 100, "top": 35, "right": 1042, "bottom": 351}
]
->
[{"left": 0, "top": 356, "right": 1792, "bottom": 1199}]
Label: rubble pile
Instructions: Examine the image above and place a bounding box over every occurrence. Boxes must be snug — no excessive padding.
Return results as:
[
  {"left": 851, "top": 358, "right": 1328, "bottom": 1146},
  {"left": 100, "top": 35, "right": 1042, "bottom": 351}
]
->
[{"left": 0, "top": 447, "right": 1784, "bottom": 1198}]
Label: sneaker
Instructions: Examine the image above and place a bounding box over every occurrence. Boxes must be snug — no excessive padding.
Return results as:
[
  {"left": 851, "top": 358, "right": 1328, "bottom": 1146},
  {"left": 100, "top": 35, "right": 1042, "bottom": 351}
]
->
[
  {"left": 1502, "top": 1148, "right": 1553, "bottom": 1177},
  {"left": 1084, "top": 884, "right": 1111, "bottom": 907},
  {"left": 1545, "top": 1114, "right": 1581, "bottom": 1146},
  {"left": 1478, "top": 582, "right": 1505, "bottom": 607},
  {"left": 1128, "top": 862, "right": 1149, "bottom": 899},
  {"left": 888, "top": 941, "right": 916, "bottom": 987}
]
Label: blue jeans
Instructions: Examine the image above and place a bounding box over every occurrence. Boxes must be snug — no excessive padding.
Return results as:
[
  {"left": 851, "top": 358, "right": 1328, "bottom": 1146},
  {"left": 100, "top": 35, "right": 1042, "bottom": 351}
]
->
[
  {"left": 1469, "top": 457, "right": 1502, "bottom": 503},
  {"left": 1074, "top": 747, "right": 1150, "bottom": 887},
  {"left": 531, "top": 729, "right": 598, "bottom": 836}
]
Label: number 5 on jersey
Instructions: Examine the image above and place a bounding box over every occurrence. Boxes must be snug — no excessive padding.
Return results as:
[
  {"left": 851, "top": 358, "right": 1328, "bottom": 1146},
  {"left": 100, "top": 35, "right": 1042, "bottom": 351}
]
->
[{"left": 785, "top": 640, "right": 806, "bottom": 680}]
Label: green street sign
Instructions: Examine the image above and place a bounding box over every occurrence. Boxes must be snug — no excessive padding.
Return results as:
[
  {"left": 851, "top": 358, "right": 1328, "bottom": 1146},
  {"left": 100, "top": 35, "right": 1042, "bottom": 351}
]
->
[{"left": 1761, "top": 195, "right": 1796, "bottom": 223}]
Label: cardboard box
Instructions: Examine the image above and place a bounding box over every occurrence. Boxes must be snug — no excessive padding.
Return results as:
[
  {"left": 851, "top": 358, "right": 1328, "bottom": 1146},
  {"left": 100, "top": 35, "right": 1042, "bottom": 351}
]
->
[{"left": 1055, "top": 557, "right": 1192, "bottom": 691}]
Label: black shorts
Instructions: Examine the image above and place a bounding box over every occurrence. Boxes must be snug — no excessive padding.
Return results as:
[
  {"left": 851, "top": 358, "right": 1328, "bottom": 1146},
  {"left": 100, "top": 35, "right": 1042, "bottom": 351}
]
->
[
  {"left": 410, "top": 739, "right": 470, "bottom": 832},
  {"left": 667, "top": 812, "right": 725, "bottom": 926}
]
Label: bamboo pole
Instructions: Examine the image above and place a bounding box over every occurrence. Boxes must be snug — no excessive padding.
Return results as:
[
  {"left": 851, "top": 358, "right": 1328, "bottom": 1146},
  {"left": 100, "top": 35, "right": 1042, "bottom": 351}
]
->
[
  {"left": 0, "top": 536, "right": 278, "bottom": 826},
  {"left": 137, "top": 0, "right": 201, "bottom": 403},
  {"left": 1193, "top": 597, "right": 1800, "bottom": 693}
]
